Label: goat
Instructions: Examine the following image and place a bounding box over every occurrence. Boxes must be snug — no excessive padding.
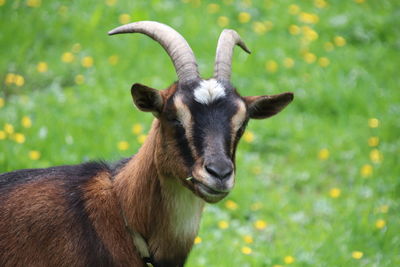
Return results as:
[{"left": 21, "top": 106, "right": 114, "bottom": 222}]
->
[{"left": 0, "top": 21, "right": 293, "bottom": 267}]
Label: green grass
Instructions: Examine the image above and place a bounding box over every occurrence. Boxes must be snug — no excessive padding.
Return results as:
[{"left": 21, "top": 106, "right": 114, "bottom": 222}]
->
[{"left": 1, "top": 0, "right": 400, "bottom": 266}]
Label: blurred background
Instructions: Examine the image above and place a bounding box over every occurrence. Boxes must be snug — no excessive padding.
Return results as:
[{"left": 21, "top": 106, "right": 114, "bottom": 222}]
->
[{"left": 1, "top": 0, "right": 399, "bottom": 266}]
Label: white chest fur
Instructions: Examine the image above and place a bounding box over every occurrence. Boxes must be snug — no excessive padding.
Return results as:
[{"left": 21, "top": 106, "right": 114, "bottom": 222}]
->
[{"left": 163, "top": 179, "right": 204, "bottom": 240}]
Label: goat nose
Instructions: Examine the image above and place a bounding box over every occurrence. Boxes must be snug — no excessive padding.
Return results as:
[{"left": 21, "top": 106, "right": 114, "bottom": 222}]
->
[{"left": 205, "top": 161, "right": 233, "bottom": 180}]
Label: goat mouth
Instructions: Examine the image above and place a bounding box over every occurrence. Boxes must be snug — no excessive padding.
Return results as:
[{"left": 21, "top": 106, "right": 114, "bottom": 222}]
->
[{"left": 190, "top": 178, "right": 229, "bottom": 203}]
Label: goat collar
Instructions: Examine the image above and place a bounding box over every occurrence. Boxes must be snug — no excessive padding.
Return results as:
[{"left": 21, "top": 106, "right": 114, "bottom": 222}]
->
[{"left": 121, "top": 209, "right": 155, "bottom": 267}]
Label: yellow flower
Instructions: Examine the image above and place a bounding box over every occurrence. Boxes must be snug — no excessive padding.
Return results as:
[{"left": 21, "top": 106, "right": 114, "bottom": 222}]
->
[
  {"left": 368, "top": 136, "right": 379, "bottom": 147},
  {"left": 131, "top": 124, "right": 143, "bottom": 135},
  {"left": 72, "top": 43, "right": 82, "bottom": 53},
  {"left": 207, "top": 3, "right": 220, "bottom": 13},
  {"left": 299, "top": 12, "right": 319, "bottom": 24},
  {"left": 302, "top": 26, "right": 319, "bottom": 42},
  {"left": 225, "top": 200, "right": 238, "bottom": 211},
  {"left": 324, "top": 42, "right": 334, "bottom": 52},
  {"left": 26, "top": 0, "right": 41, "bottom": 8},
  {"left": 137, "top": 134, "right": 147, "bottom": 144},
  {"left": 0, "top": 130, "right": 6, "bottom": 140},
  {"left": 368, "top": 118, "right": 379, "bottom": 128},
  {"left": 218, "top": 220, "right": 229, "bottom": 229},
  {"left": 62, "top": 52, "right": 75, "bottom": 63},
  {"left": 194, "top": 236, "right": 202, "bottom": 244},
  {"left": 354, "top": 0, "right": 365, "bottom": 3},
  {"left": 273, "top": 265, "right": 283, "bottom": 267},
  {"left": 251, "top": 165, "right": 262, "bottom": 175},
  {"left": 334, "top": 36, "right": 346, "bottom": 47},
  {"left": 318, "top": 57, "right": 330, "bottom": 67},
  {"left": 375, "top": 219, "right": 386, "bottom": 229},
  {"left": 252, "top": 22, "right": 267, "bottom": 35},
  {"left": 304, "top": 52, "right": 316, "bottom": 64},
  {"left": 238, "top": 12, "right": 251, "bottom": 23},
  {"left": 360, "top": 164, "right": 373, "bottom": 177},
  {"left": 288, "top": 4, "right": 300, "bottom": 15},
  {"left": 5, "top": 73, "right": 15, "bottom": 85},
  {"left": 314, "top": 0, "right": 327, "bottom": 8},
  {"left": 241, "top": 246, "right": 252, "bottom": 255},
  {"left": 105, "top": 0, "right": 117, "bottom": 6},
  {"left": 21, "top": 116, "right": 32, "bottom": 128},
  {"left": 190, "top": 0, "right": 201, "bottom": 8},
  {"left": 217, "top": 16, "right": 229, "bottom": 27},
  {"left": 283, "top": 57, "right": 295, "bottom": 68},
  {"left": 265, "top": 60, "right": 278, "bottom": 73},
  {"left": 254, "top": 219, "right": 267, "bottom": 230},
  {"left": 377, "top": 205, "right": 389, "bottom": 213},
  {"left": 119, "top": 13, "right": 131, "bottom": 24},
  {"left": 242, "top": 0, "right": 252, "bottom": 7},
  {"left": 243, "top": 235, "right": 253, "bottom": 244},
  {"left": 4, "top": 123, "right": 14, "bottom": 134},
  {"left": 108, "top": 55, "right": 119, "bottom": 65},
  {"left": 14, "top": 133, "right": 26, "bottom": 144},
  {"left": 118, "top": 141, "right": 129, "bottom": 151},
  {"left": 74, "top": 74, "right": 85, "bottom": 85},
  {"left": 20, "top": 95, "right": 30, "bottom": 104},
  {"left": 243, "top": 130, "right": 255, "bottom": 143},
  {"left": 0, "top": 97, "right": 4, "bottom": 108},
  {"left": 284, "top": 256, "right": 295, "bottom": 264},
  {"left": 14, "top": 75, "right": 25, "bottom": 87},
  {"left": 37, "top": 62, "right": 48, "bottom": 73},
  {"left": 81, "top": 56, "right": 94, "bottom": 68},
  {"left": 58, "top": 5, "right": 68, "bottom": 16},
  {"left": 370, "top": 149, "right": 382, "bottom": 163},
  {"left": 251, "top": 202, "right": 262, "bottom": 211},
  {"left": 29, "top": 150, "right": 41, "bottom": 160},
  {"left": 0, "top": 0, "right": 5, "bottom": 6},
  {"left": 352, "top": 251, "right": 363, "bottom": 259},
  {"left": 265, "top": 20, "right": 274, "bottom": 31},
  {"left": 289, "top": 24, "right": 300, "bottom": 35},
  {"left": 329, "top": 188, "right": 341, "bottom": 198}
]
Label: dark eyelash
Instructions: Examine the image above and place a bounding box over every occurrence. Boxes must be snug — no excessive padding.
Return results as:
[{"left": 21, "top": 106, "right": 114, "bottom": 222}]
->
[
  {"left": 237, "top": 126, "right": 245, "bottom": 136},
  {"left": 169, "top": 118, "right": 183, "bottom": 127}
]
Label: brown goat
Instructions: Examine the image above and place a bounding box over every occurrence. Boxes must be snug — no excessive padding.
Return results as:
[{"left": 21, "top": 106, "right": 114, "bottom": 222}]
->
[{"left": 0, "top": 21, "right": 293, "bottom": 267}]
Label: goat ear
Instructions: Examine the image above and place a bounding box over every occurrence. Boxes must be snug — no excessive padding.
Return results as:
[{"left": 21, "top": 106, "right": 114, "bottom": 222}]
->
[
  {"left": 244, "top": 92, "right": 294, "bottom": 119},
  {"left": 131, "top": 83, "right": 164, "bottom": 117}
]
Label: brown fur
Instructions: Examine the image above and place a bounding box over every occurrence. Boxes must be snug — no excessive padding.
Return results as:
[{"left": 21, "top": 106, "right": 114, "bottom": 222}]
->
[
  {"left": 0, "top": 180, "right": 87, "bottom": 266},
  {"left": 114, "top": 116, "right": 204, "bottom": 266},
  {"left": 82, "top": 172, "right": 141, "bottom": 266}
]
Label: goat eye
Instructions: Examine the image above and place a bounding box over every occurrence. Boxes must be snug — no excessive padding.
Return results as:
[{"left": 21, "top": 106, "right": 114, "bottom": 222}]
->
[
  {"left": 168, "top": 117, "right": 183, "bottom": 127},
  {"left": 237, "top": 125, "right": 245, "bottom": 137},
  {"left": 173, "top": 119, "right": 182, "bottom": 125}
]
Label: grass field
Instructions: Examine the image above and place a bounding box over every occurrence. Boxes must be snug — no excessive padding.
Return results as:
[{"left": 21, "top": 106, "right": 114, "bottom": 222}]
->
[{"left": 1, "top": 0, "right": 400, "bottom": 266}]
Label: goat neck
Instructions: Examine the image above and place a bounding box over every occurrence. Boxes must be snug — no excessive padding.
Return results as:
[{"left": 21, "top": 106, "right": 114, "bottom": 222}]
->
[{"left": 113, "top": 119, "right": 204, "bottom": 265}]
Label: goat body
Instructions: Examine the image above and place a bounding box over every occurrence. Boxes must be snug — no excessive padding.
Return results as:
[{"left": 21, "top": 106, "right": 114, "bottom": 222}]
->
[{"left": 0, "top": 119, "right": 202, "bottom": 267}]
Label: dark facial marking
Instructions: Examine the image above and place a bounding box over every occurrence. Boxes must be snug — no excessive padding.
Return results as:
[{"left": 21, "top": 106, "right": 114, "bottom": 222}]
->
[{"left": 188, "top": 92, "right": 241, "bottom": 158}]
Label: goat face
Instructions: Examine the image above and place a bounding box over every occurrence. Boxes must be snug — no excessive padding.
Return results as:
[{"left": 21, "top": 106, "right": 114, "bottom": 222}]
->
[
  {"left": 109, "top": 21, "right": 293, "bottom": 203},
  {"left": 131, "top": 79, "right": 293, "bottom": 203}
]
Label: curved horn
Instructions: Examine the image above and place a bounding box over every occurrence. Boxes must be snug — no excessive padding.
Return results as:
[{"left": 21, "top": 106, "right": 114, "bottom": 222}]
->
[
  {"left": 108, "top": 21, "right": 200, "bottom": 84},
  {"left": 213, "top": 29, "right": 251, "bottom": 81}
]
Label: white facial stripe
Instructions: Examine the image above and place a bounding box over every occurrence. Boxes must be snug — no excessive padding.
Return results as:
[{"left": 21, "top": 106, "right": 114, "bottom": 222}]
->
[
  {"left": 174, "top": 96, "right": 192, "bottom": 129},
  {"left": 231, "top": 100, "right": 247, "bottom": 155},
  {"left": 194, "top": 79, "right": 226, "bottom": 104},
  {"left": 231, "top": 100, "right": 247, "bottom": 132},
  {"left": 174, "top": 95, "right": 197, "bottom": 157}
]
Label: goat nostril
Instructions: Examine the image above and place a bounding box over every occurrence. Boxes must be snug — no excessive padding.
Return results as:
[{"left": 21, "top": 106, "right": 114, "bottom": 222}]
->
[{"left": 205, "top": 163, "right": 233, "bottom": 180}]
